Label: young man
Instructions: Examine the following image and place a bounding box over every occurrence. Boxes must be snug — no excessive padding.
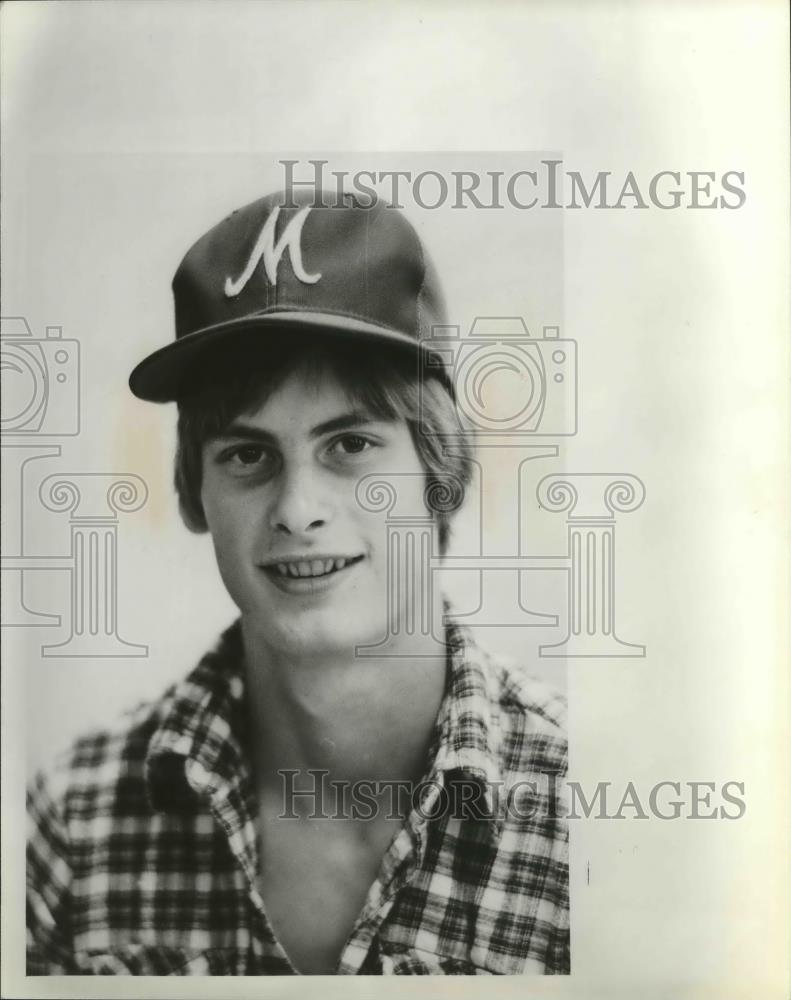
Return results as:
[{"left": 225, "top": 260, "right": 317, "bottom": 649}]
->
[{"left": 27, "top": 189, "right": 569, "bottom": 975}]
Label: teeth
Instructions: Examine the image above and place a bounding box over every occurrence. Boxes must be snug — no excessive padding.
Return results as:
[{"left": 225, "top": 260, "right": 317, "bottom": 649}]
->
[{"left": 270, "top": 556, "right": 359, "bottom": 579}]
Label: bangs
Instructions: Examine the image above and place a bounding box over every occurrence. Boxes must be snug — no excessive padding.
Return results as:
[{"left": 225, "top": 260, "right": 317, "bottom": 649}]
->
[{"left": 179, "top": 340, "right": 422, "bottom": 441}]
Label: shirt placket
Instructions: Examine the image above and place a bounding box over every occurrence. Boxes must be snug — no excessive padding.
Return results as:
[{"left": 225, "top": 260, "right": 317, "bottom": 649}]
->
[
  {"left": 333, "top": 776, "right": 444, "bottom": 975},
  {"left": 186, "top": 758, "right": 297, "bottom": 974}
]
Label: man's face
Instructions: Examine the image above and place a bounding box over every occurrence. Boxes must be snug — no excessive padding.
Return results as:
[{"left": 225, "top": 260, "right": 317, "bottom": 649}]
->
[{"left": 200, "top": 361, "right": 431, "bottom": 657}]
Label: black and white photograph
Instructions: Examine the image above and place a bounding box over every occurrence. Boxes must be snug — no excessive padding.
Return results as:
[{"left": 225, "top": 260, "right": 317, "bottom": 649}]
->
[{"left": 1, "top": 2, "right": 788, "bottom": 996}]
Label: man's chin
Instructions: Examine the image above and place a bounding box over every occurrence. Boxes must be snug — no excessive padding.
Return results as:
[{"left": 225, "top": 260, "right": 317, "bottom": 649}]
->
[{"left": 245, "top": 612, "right": 386, "bottom": 660}]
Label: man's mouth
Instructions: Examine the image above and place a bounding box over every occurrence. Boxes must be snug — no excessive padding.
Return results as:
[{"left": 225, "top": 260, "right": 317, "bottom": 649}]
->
[{"left": 263, "top": 555, "right": 365, "bottom": 580}]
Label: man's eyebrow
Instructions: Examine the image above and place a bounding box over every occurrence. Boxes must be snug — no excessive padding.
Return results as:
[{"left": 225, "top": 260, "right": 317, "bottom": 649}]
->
[{"left": 212, "top": 411, "right": 383, "bottom": 443}]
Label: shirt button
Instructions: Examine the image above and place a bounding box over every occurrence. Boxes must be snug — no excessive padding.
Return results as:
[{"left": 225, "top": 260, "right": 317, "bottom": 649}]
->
[{"left": 188, "top": 761, "right": 210, "bottom": 787}]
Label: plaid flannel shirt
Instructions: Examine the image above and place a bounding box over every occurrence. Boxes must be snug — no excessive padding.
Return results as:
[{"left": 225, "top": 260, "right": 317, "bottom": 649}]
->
[{"left": 27, "top": 618, "right": 569, "bottom": 976}]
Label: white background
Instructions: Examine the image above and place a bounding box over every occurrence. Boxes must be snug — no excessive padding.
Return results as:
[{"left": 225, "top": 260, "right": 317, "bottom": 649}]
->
[{"left": 2, "top": 3, "right": 788, "bottom": 998}]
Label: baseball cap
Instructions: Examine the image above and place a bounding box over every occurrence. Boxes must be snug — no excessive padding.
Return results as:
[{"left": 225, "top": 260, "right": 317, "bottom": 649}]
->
[{"left": 128, "top": 189, "right": 451, "bottom": 402}]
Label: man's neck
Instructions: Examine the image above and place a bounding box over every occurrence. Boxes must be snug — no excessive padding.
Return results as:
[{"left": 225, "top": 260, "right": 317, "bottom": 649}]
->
[{"left": 240, "top": 619, "right": 449, "bottom": 798}]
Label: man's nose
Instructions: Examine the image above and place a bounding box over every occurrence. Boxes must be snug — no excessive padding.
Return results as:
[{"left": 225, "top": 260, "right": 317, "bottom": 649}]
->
[{"left": 267, "top": 464, "right": 332, "bottom": 536}]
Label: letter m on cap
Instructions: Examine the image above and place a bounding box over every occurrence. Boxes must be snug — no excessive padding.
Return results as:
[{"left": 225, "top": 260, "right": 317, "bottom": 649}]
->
[{"left": 224, "top": 204, "right": 322, "bottom": 297}]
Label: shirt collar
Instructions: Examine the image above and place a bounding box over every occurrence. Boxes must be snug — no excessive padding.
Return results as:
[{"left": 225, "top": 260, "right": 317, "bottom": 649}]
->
[
  {"left": 428, "top": 618, "right": 505, "bottom": 836},
  {"left": 145, "top": 615, "right": 504, "bottom": 833},
  {"left": 145, "top": 621, "right": 251, "bottom": 812}
]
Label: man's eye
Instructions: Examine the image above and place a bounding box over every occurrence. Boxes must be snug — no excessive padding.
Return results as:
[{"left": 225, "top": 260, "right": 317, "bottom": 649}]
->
[
  {"left": 235, "top": 445, "right": 267, "bottom": 464},
  {"left": 222, "top": 444, "right": 275, "bottom": 472},
  {"left": 329, "top": 434, "right": 374, "bottom": 457}
]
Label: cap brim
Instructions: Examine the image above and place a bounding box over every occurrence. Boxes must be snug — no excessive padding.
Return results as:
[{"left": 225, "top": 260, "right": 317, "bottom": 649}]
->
[{"left": 129, "top": 311, "right": 447, "bottom": 403}]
